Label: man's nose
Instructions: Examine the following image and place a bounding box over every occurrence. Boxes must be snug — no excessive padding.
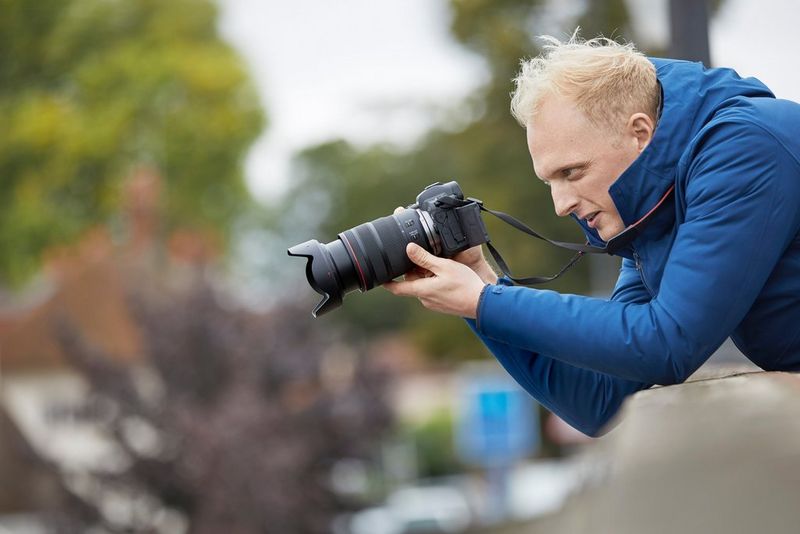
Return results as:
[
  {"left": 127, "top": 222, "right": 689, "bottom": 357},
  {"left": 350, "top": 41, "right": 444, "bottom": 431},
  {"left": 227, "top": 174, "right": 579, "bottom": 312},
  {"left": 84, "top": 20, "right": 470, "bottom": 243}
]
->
[{"left": 551, "top": 182, "right": 579, "bottom": 217}]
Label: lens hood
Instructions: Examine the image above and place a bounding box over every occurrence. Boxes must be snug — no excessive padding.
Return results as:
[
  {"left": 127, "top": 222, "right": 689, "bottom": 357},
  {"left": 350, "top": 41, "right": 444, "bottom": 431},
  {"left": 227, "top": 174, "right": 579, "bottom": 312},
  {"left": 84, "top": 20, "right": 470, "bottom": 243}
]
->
[{"left": 287, "top": 240, "right": 344, "bottom": 317}]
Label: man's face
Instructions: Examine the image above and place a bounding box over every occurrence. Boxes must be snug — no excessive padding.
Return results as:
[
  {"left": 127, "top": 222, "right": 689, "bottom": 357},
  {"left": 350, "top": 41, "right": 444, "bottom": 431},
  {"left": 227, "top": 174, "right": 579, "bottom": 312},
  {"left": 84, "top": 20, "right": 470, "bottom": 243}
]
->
[{"left": 527, "top": 94, "right": 647, "bottom": 241}]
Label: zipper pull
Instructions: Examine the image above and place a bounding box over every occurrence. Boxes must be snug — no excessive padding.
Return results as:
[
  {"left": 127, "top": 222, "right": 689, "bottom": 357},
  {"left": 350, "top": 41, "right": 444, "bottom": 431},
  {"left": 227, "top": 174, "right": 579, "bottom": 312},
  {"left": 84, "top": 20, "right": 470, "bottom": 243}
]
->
[{"left": 632, "top": 249, "right": 653, "bottom": 295}]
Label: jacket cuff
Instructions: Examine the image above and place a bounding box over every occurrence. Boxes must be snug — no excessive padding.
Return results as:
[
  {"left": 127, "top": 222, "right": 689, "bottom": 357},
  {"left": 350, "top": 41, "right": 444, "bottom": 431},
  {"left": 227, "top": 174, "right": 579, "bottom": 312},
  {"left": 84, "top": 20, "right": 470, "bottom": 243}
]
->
[{"left": 476, "top": 283, "right": 510, "bottom": 334}]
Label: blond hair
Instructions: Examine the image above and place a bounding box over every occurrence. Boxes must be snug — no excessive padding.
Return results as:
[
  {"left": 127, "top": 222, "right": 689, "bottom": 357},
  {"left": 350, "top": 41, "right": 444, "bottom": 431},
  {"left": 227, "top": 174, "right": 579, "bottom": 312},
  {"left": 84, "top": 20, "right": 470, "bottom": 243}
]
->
[{"left": 510, "top": 31, "right": 659, "bottom": 133}]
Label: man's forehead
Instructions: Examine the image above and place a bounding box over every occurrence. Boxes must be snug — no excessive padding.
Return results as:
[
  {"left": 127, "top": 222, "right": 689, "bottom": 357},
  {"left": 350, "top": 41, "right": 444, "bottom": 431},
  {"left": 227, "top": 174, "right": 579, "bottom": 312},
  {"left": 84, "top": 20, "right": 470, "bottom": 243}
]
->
[
  {"left": 527, "top": 99, "right": 604, "bottom": 177},
  {"left": 527, "top": 126, "right": 589, "bottom": 178}
]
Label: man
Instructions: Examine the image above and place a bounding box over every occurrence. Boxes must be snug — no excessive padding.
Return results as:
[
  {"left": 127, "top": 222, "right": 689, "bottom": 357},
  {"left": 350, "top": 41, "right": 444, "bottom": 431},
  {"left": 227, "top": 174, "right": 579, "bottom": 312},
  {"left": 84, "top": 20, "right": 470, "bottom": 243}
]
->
[{"left": 384, "top": 33, "right": 800, "bottom": 437}]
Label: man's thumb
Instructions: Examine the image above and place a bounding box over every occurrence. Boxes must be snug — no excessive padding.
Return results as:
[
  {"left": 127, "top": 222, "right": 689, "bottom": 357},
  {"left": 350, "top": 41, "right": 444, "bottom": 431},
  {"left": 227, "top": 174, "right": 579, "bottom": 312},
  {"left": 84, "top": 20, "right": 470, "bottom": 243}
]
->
[{"left": 406, "top": 243, "right": 436, "bottom": 269}]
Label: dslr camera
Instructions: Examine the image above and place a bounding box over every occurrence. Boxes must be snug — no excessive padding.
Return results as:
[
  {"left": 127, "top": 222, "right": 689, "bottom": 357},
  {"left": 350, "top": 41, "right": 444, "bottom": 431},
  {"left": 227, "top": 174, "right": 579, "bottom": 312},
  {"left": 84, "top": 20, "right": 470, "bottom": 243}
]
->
[{"left": 288, "top": 181, "right": 489, "bottom": 317}]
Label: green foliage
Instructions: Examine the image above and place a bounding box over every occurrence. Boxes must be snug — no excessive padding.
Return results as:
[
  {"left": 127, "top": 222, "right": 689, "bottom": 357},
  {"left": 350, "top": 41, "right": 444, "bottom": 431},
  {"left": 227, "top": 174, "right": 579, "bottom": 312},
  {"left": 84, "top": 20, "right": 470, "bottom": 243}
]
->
[
  {"left": 403, "top": 409, "right": 464, "bottom": 478},
  {"left": 576, "top": 0, "right": 634, "bottom": 40},
  {"left": 0, "top": 0, "right": 264, "bottom": 285},
  {"left": 281, "top": 1, "right": 643, "bottom": 359}
]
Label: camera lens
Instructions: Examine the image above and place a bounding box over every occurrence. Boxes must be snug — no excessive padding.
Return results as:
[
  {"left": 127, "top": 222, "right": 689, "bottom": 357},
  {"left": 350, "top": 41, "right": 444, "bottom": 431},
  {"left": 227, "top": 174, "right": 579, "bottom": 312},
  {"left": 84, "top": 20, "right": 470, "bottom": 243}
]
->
[{"left": 288, "top": 208, "right": 435, "bottom": 317}]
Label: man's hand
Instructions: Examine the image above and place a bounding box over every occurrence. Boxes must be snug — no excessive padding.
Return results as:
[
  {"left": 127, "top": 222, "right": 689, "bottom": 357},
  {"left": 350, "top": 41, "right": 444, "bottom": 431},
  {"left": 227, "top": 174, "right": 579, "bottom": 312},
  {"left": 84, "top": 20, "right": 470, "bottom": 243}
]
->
[
  {"left": 452, "top": 246, "right": 499, "bottom": 285},
  {"left": 391, "top": 207, "right": 498, "bottom": 285},
  {"left": 383, "top": 243, "right": 487, "bottom": 319}
]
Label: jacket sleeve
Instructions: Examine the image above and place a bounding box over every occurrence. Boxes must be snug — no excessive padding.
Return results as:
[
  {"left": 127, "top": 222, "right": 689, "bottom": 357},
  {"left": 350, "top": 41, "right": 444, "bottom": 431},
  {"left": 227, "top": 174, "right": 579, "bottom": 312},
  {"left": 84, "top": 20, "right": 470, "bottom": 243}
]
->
[
  {"left": 465, "top": 263, "right": 652, "bottom": 437},
  {"left": 475, "top": 119, "right": 800, "bottom": 386}
]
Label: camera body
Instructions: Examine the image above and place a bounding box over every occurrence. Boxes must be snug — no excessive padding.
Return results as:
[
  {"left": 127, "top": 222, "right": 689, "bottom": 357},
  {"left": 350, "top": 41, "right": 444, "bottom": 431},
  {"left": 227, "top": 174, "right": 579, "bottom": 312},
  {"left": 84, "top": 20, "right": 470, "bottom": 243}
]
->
[
  {"left": 411, "top": 181, "right": 489, "bottom": 257},
  {"left": 288, "top": 180, "right": 489, "bottom": 317}
]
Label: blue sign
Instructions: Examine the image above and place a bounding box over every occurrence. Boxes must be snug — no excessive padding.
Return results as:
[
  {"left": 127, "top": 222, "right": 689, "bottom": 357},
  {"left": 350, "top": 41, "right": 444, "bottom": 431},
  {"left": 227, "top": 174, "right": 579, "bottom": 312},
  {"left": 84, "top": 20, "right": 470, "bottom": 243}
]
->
[{"left": 455, "top": 365, "right": 540, "bottom": 467}]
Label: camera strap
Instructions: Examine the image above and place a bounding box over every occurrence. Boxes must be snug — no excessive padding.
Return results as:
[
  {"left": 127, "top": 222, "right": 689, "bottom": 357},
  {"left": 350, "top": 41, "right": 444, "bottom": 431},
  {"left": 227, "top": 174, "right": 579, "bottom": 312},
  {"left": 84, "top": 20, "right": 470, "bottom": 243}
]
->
[{"left": 473, "top": 184, "right": 675, "bottom": 285}]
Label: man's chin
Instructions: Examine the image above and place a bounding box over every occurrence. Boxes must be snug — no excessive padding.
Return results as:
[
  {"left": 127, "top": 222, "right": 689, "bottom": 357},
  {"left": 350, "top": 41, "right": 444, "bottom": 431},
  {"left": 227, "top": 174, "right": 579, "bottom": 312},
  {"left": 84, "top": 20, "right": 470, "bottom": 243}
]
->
[{"left": 598, "top": 225, "right": 626, "bottom": 242}]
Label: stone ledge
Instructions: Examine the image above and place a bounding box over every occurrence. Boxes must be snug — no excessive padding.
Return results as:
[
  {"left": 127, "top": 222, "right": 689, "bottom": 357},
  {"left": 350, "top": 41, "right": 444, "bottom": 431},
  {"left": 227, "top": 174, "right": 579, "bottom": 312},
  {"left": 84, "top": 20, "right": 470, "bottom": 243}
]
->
[{"left": 547, "top": 370, "right": 800, "bottom": 534}]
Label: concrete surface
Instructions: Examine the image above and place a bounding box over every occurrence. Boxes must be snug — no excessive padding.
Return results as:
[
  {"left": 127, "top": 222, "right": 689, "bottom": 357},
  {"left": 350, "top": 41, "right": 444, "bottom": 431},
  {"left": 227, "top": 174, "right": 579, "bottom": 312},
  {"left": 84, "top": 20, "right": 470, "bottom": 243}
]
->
[{"left": 551, "top": 370, "right": 800, "bottom": 534}]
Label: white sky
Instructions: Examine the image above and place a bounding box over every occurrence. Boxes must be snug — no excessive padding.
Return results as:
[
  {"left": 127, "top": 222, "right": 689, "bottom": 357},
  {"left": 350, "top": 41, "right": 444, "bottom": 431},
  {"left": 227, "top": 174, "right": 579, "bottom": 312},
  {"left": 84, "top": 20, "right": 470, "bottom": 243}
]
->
[
  {"left": 217, "top": 0, "right": 487, "bottom": 203},
  {"left": 217, "top": 0, "right": 800, "bottom": 204}
]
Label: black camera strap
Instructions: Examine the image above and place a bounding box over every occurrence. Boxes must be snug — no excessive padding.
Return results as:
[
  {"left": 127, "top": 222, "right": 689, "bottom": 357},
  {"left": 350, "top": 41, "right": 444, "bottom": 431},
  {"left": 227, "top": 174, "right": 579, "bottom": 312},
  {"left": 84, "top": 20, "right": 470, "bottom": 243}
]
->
[
  {"left": 472, "top": 184, "right": 675, "bottom": 285},
  {"left": 485, "top": 240, "right": 586, "bottom": 285}
]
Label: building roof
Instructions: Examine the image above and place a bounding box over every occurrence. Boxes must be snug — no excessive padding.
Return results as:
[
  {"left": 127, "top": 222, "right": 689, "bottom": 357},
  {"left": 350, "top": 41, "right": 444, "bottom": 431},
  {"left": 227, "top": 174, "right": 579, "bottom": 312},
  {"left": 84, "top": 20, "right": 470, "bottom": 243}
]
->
[{"left": 0, "top": 230, "right": 143, "bottom": 373}]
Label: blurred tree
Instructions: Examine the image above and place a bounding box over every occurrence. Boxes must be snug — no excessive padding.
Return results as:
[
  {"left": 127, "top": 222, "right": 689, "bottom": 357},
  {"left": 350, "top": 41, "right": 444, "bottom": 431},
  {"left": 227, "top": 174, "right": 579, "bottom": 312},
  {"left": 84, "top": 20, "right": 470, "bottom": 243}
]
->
[
  {"left": 0, "top": 406, "right": 101, "bottom": 530},
  {"left": 0, "top": 0, "right": 264, "bottom": 286},
  {"left": 403, "top": 408, "right": 464, "bottom": 478},
  {"left": 56, "top": 278, "right": 393, "bottom": 533},
  {"left": 576, "top": 0, "right": 632, "bottom": 41}
]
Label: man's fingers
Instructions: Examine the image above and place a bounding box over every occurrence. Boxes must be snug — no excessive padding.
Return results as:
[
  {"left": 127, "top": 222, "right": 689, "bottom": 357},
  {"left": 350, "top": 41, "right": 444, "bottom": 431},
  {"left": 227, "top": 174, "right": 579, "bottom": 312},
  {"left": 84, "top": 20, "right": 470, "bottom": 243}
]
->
[
  {"left": 402, "top": 266, "right": 431, "bottom": 282},
  {"left": 383, "top": 278, "right": 426, "bottom": 297},
  {"left": 383, "top": 280, "right": 404, "bottom": 295},
  {"left": 406, "top": 243, "right": 442, "bottom": 272},
  {"left": 393, "top": 206, "right": 404, "bottom": 215}
]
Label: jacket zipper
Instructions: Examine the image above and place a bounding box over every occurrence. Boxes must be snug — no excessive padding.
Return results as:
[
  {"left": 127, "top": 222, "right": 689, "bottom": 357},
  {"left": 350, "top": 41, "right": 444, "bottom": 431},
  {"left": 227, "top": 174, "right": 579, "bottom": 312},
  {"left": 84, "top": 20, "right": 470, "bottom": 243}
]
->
[{"left": 633, "top": 250, "right": 654, "bottom": 296}]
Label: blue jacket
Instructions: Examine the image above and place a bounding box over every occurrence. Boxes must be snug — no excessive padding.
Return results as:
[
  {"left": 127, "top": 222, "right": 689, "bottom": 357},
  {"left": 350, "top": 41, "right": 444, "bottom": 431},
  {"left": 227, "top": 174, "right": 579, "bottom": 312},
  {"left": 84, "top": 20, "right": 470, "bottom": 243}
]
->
[{"left": 468, "top": 59, "right": 800, "bottom": 437}]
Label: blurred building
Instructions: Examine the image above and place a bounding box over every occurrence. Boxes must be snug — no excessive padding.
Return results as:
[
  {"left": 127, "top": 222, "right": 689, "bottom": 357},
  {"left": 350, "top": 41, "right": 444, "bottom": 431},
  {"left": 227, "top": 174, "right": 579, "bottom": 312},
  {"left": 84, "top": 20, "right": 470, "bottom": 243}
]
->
[
  {"left": 0, "top": 228, "right": 142, "bottom": 475},
  {"left": 0, "top": 169, "right": 215, "bottom": 517}
]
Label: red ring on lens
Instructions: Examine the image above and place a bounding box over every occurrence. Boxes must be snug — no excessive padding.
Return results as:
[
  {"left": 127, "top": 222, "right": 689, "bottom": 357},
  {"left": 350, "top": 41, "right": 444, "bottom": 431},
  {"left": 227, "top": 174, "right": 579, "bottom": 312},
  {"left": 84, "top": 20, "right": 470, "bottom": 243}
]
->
[{"left": 341, "top": 234, "right": 367, "bottom": 290}]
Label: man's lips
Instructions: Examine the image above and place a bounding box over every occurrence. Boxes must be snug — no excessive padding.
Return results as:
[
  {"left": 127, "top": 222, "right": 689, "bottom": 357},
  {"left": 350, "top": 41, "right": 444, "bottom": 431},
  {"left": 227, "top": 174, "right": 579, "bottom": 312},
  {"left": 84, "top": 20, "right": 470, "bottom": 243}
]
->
[{"left": 584, "top": 211, "right": 600, "bottom": 228}]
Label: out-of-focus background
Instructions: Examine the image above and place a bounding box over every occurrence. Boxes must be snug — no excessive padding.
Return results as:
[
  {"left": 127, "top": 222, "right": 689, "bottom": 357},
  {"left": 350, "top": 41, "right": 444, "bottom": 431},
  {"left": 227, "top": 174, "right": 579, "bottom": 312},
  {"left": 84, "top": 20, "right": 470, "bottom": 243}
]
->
[{"left": 0, "top": 0, "right": 797, "bottom": 532}]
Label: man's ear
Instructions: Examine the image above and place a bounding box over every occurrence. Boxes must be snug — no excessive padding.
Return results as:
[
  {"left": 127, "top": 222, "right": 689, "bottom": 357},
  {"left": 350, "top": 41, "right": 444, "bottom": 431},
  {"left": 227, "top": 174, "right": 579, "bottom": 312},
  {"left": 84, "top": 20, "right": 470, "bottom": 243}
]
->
[{"left": 628, "top": 112, "right": 655, "bottom": 153}]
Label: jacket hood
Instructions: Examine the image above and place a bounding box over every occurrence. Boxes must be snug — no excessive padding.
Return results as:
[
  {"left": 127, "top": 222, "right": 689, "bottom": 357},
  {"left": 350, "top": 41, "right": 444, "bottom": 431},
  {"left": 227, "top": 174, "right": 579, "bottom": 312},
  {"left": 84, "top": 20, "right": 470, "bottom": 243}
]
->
[{"left": 575, "top": 58, "right": 774, "bottom": 248}]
